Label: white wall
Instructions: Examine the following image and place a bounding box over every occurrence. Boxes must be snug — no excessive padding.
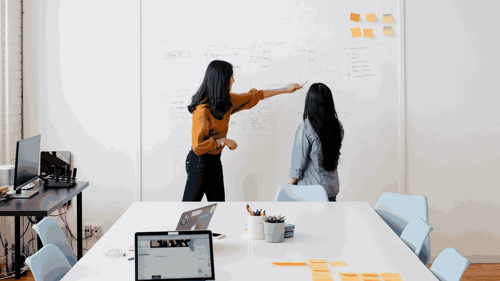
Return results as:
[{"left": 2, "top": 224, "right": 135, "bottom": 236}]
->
[
  {"left": 22, "top": 0, "right": 500, "bottom": 263},
  {"left": 23, "top": 0, "right": 140, "bottom": 250},
  {"left": 406, "top": 0, "right": 500, "bottom": 262}
]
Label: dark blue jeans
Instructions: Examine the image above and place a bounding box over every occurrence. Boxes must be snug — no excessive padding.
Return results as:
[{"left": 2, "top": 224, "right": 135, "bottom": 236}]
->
[{"left": 182, "top": 149, "right": 225, "bottom": 202}]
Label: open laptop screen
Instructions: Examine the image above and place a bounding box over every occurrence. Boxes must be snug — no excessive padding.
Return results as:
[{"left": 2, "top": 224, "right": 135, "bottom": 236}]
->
[{"left": 135, "top": 231, "right": 215, "bottom": 281}]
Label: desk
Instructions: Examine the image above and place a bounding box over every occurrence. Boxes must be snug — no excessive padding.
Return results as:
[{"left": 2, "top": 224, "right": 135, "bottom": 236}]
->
[
  {"left": 62, "top": 202, "right": 437, "bottom": 280},
  {"left": 0, "top": 180, "right": 89, "bottom": 279}
]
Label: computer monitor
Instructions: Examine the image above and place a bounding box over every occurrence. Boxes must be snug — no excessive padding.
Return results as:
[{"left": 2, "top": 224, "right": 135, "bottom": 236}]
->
[
  {"left": 135, "top": 230, "right": 215, "bottom": 281},
  {"left": 12, "top": 135, "right": 41, "bottom": 199}
]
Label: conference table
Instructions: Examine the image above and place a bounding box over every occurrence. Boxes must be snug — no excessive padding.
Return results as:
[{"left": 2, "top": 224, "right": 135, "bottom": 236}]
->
[{"left": 61, "top": 202, "right": 438, "bottom": 280}]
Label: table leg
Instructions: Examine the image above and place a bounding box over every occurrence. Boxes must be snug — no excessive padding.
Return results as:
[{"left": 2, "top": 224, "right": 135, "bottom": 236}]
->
[
  {"left": 15, "top": 216, "right": 20, "bottom": 279},
  {"left": 36, "top": 216, "right": 44, "bottom": 251},
  {"left": 77, "top": 192, "right": 82, "bottom": 260}
]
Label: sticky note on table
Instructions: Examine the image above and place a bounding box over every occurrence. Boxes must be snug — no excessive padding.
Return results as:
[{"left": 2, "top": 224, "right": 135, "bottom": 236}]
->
[
  {"left": 360, "top": 273, "right": 379, "bottom": 277},
  {"left": 310, "top": 264, "right": 329, "bottom": 271},
  {"left": 383, "top": 26, "right": 394, "bottom": 36},
  {"left": 350, "top": 13, "right": 360, "bottom": 22},
  {"left": 340, "top": 278, "right": 361, "bottom": 281},
  {"left": 351, "top": 27, "right": 362, "bottom": 38},
  {"left": 339, "top": 272, "right": 359, "bottom": 277},
  {"left": 382, "top": 279, "right": 402, "bottom": 281},
  {"left": 308, "top": 259, "right": 327, "bottom": 263},
  {"left": 271, "top": 261, "right": 306, "bottom": 266},
  {"left": 329, "top": 261, "right": 348, "bottom": 266},
  {"left": 312, "top": 272, "right": 333, "bottom": 278},
  {"left": 380, "top": 273, "right": 401, "bottom": 278},
  {"left": 383, "top": 14, "right": 394, "bottom": 23},
  {"left": 360, "top": 278, "right": 381, "bottom": 281},
  {"left": 366, "top": 13, "right": 377, "bottom": 22},
  {"left": 363, "top": 29, "right": 374, "bottom": 38}
]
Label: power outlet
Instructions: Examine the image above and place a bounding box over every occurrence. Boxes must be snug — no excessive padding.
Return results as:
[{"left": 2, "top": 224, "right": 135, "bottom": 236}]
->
[
  {"left": 84, "top": 225, "right": 93, "bottom": 238},
  {"left": 93, "top": 226, "right": 103, "bottom": 239}
]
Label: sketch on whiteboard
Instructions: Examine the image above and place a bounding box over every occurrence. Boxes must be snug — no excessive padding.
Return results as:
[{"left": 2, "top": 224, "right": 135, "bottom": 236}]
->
[{"left": 169, "top": 99, "right": 191, "bottom": 129}]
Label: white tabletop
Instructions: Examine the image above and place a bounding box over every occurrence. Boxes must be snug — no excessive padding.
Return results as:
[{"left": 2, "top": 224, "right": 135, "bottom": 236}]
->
[{"left": 61, "top": 202, "right": 437, "bottom": 281}]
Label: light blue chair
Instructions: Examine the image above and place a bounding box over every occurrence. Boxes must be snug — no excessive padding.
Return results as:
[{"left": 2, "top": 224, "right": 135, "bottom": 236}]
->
[
  {"left": 430, "top": 248, "right": 471, "bottom": 281},
  {"left": 25, "top": 244, "right": 72, "bottom": 281},
  {"left": 374, "top": 192, "right": 430, "bottom": 266},
  {"left": 274, "top": 184, "right": 328, "bottom": 202},
  {"left": 400, "top": 217, "right": 433, "bottom": 256},
  {"left": 32, "top": 217, "right": 78, "bottom": 267}
]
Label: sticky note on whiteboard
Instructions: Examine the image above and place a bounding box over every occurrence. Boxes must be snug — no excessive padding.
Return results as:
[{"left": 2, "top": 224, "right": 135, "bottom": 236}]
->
[
  {"left": 383, "top": 14, "right": 394, "bottom": 23},
  {"left": 366, "top": 14, "right": 377, "bottom": 22},
  {"left": 363, "top": 29, "right": 374, "bottom": 38},
  {"left": 351, "top": 27, "right": 362, "bottom": 38},
  {"left": 350, "top": 13, "right": 360, "bottom": 22},
  {"left": 383, "top": 26, "right": 394, "bottom": 35}
]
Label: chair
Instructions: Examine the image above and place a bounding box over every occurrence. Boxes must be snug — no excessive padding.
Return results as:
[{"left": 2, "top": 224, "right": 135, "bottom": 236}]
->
[
  {"left": 430, "top": 248, "right": 471, "bottom": 281},
  {"left": 374, "top": 192, "right": 431, "bottom": 266},
  {"left": 274, "top": 184, "right": 328, "bottom": 202},
  {"left": 400, "top": 217, "right": 433, "bottom": 256},
  {"left": 32, "top": 217, "right": 77, "bottom": 267},
  {"left": 25, "top": 244, "right": 72, "bottom": 281}
]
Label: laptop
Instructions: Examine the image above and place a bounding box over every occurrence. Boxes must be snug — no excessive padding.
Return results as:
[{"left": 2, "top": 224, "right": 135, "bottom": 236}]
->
[
  {"left": 135, "top": 230, "right": 215, "bottom": 281},
  {"left": 175, "top": 204, "right": 217, "bottom": 231}
]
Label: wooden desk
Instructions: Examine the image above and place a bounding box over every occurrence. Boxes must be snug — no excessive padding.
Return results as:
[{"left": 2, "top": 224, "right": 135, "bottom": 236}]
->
[
  {"left": 0, "top": 180, "right": 89, "bottom": 279},
  {"left": 61, "top": 202, "right": 437, "bottom": 280}
]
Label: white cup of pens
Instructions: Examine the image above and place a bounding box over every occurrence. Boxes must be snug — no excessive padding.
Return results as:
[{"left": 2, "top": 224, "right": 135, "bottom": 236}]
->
[{"left": 246, "top": 204, "right": 266, "bottom": 240}]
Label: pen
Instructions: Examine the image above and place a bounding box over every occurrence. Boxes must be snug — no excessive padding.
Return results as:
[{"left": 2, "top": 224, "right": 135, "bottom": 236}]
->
[
  {"left": 260, "top": 210, "right": 265, "bottom": 216},
  {"left": 246, "top": 204, "right": 252, "bottom": 213}
]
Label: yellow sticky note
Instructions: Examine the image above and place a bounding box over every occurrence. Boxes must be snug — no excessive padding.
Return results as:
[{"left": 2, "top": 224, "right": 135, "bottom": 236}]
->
[
  {"left": 351, "top": 27, "right": 362, "bottom": 38},
  {"left": 308, "top": 259, "right": 327, "bottom": 263},
  {"left": 383, "top": 26, "right": 394, "bottom": 36},
  {"left": 366, "top": 13, "right": 377, "bottom": 22},
  {"left": 350, "top": 13, "right": 360, "bottom": 22},
  {"left": 329, "top": 261, "right": 348, "bottom": 266},
  {"left": 380, "top": 273, "right": 401, "bottom": 279},
  {"left": 383, "top": 14, "right": 394, "bottom": 23},
  {"left": 339, "top": 272, "right": 359, "bottom": 277},
  {"left": 363, "top": 29, "right": 374, "bottom": 38},
  {"left": 341, "top": 278, "right": 361, "bottom": 281},
  {"left": 360, "top": 273, "right": 379, "bottom": 277}
]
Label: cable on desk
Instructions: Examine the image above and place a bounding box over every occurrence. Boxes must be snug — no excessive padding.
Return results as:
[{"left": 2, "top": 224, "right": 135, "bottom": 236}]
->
[{"left": 102, "top": 245, "right": 125, "bottom": 258}]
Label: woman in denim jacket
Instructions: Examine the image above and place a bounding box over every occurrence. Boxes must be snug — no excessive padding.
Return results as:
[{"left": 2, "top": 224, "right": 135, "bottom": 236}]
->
[{"left": 289, "top": 83, "right": 344, "bottom": 202}]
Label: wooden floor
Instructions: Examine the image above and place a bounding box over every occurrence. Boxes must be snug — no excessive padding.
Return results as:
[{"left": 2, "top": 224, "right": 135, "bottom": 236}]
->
[{"left": 6, "top": 264, "right": 500, "bottom": 280}]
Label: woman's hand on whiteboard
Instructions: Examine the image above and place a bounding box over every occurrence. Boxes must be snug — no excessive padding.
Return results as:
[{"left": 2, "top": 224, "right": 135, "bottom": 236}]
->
[
  {"left": 283, "top": 83, "right": 302, "bottom": 94},
  {"left": 221, "top": 138, "right": 238, "bottom": 150}
]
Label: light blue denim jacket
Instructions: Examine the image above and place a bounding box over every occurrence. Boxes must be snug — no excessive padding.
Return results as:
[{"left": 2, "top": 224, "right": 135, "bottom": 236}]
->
[{"left": 289, "top": 118, "right": 344, "bottom": 198}]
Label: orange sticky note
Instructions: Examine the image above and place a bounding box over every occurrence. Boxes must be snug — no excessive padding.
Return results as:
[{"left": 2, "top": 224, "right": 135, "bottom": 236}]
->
[
  {"left": 360, "top": 273, "right": 379, "bottom": 277},
  {"left": 271, "top": 261, "right": 307, "bottom": 266},
  {"left": 312, "top": 272, "right": 333, "bottom": 278},
  {"left": 308, "top": 259, "right": 327, "bottom": 263},
  {"left": 383, "top": 14, "right": 394, "bottom": 23},
  {"left": 382, "top": 279, "right": 402, "bottom": 281},
  {"left": 341, "top": 278, "right": 361, "bottom": 281},
  {"left": 351, "top": 27, "right": 362, "bottom": 38},
  {"left": 360, "top": 278, "right": 381, "bottom": 281},
  {"left": 339, "top": 272, "right": 359, "bottom": 277},
  {"left": 380, "top": 273, "right": 401, "bottom": 278},
  {"left": 350, "top": 13, "right": 360, "bottom": 22},
  {"left": 363, "top": 29, "right": 374, "bottom": 38},
  {"left": 366, "top": 13, "right": 377, "bottom": 22},
  {"left": 383, "top": 26, "right": 394, "bottom": 36},
  {"left": 310, "top": 263, "right": 328, "bottom": 268},
  {"left": 329, "top": 261, "right": 348, "bottom": 266}
]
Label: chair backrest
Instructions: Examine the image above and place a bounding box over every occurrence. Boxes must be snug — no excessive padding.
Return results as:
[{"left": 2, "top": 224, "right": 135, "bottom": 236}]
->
[
  {"left": 274, "top": 184, "right": 329, "bottom": 202},
  {"left": 25, "top": 244, "right": 72, "bottom": 281},
  {"left": 430, "top": 248, "right": 471, "bottom": 281},
  {"left": 400, "top": 217, "right": 433, "bottom": 256},
  {"left": 32, "top": 217, "right": 78, "bottom": 267},
  {"left": 374, "top": 192, "right": 430, "bottom": 266}
]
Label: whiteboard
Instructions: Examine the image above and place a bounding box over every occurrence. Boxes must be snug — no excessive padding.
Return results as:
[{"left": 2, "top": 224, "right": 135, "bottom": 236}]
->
[{"left": 141, "top": 0, "right": 404, "bottom": 202}]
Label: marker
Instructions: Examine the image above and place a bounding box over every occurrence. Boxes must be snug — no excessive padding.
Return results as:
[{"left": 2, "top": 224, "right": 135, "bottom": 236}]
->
[
  {"left": 301, "top": 81, "right": 308, "bottom": 87},
  {"left": 246, "top": 204, "right": 252, "bottom": 213}
]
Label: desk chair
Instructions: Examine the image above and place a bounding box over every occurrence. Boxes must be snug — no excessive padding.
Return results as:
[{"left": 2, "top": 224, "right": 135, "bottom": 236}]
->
[
  {"left": 274, "top": 184, "right": 328, "bottom": 202},
  {"left": 430, "top": 248, "right": 471, "bottom": 281},
  {"left": 374, "top": 192, "right": 431, "bottom": 266},
  {"left": 25, "top": 244, "right": 72, "bottom": 281},
  {"left": 32, "top": 217, "right": 78, "bottom": 267},
  {"left": 400, "top": 217, "right": 433, "bottom": 256}
]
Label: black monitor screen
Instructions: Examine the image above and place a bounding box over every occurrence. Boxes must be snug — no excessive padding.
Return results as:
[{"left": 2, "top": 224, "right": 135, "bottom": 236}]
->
[{"left": 14, "top": 135, "right": 41, "bottom": 190}]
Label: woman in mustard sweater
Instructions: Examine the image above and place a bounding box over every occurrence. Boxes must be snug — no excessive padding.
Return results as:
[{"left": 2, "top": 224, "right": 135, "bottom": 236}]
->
[{"left": 182, "top": 60, "right": 302, "bottom": 202}]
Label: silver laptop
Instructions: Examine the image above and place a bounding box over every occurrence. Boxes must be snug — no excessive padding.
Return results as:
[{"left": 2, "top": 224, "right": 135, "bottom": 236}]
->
[
  {"left": 135, "top": 230, "right": 215, "bottom": 281},
  {"left": 175, "top": 204, "right": 217, "bottom": 231}
]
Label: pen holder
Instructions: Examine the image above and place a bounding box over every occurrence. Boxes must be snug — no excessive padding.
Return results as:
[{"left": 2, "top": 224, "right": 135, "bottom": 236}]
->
[{"left": 247, "top": 215, "right": 266, "bottom": 240}]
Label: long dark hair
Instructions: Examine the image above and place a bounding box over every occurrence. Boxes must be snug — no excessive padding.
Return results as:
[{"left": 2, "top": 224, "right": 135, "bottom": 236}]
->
[
  {"left": 303, "top": 83, "right": 342, "bottom": 171},
  {"left": 187, "top": 60, "right": 233, "bottom": 120}
]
